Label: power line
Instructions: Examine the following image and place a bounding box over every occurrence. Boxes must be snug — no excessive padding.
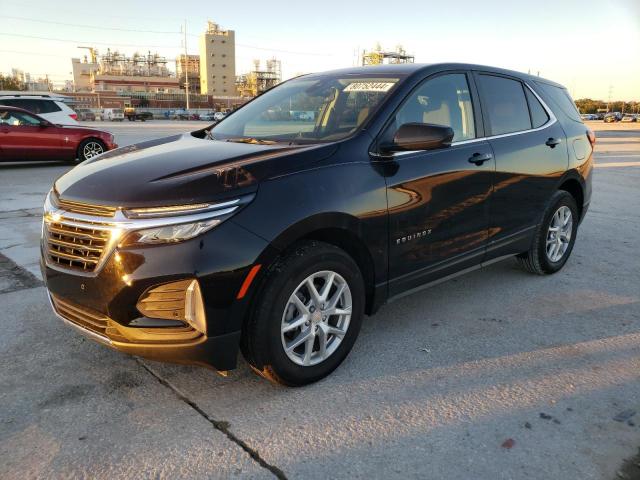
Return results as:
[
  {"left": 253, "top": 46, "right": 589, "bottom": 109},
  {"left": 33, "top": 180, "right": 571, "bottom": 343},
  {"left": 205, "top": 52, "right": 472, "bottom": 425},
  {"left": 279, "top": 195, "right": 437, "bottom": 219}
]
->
[
  {"left": 0, "top": 0, "right": 187, "bottom": 24},
  {"left": 236, "top": 43, "right": 333, "bottom": 57},
  {"left": 186, "top": 32, "right": 332, "bottom": 56},
  {"left": 0, "top": 15, "right": 181, "bottom": 34},
  {"left": 1, "top": 31, "right": 334, "bottom": 57},
  {"left": 0, "top": 32, "right": 180, "bottom": 49},
  {"left": 0, "top": 49, "right": 69, "bottom": 58}
]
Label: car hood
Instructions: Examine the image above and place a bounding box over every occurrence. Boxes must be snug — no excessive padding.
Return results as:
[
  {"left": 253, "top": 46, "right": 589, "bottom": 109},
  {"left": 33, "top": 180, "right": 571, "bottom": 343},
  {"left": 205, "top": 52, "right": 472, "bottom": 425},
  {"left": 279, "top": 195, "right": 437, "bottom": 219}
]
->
[
  {"left": 57, "top": 125, "right": 107, "bottom": 134},
  {"left": 55, "top": 133, "right": 337, "bottom": 208}
]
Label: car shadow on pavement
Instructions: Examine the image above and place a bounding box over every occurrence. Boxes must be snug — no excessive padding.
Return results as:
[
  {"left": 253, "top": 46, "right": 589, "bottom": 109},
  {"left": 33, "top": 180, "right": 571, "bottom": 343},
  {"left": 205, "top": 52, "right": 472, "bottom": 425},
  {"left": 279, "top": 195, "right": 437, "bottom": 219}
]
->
[{"left": 0, "top": 161, "right": 70, "bottom": 170}]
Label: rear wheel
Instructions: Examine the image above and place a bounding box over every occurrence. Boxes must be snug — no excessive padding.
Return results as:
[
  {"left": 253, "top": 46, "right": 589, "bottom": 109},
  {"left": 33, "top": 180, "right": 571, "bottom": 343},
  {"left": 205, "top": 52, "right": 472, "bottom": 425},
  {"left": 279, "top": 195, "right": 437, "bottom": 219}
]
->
[
  {"left": 77, "top": 138, "right": 105, "bottom": 162},
  {"left": 241, "top": 241, "right": 365, "bottom": 386},
  {"left": 517, "top": 190, "right": 579, "bottom": 275}
]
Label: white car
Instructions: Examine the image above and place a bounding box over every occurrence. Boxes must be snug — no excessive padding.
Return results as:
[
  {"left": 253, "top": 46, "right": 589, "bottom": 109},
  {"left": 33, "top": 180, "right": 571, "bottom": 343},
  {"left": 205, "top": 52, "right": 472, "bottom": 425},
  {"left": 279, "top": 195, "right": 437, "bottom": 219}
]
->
[
  {"left": 213, "top": 111, "right": 227, "bottom": 121},
  {"left": 0, "top": 94, "right": 78, "bottom": 125},
  {"left": 103, "top": 108, "right": 125, "bottom": 121}
]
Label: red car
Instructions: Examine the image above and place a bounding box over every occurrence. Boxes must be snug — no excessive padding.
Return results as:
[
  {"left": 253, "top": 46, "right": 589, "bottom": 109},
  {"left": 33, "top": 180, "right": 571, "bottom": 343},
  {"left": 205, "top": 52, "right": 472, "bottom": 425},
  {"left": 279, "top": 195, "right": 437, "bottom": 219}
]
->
[{"left": 0, "top": 106, "right": 117, "bottom": 162}]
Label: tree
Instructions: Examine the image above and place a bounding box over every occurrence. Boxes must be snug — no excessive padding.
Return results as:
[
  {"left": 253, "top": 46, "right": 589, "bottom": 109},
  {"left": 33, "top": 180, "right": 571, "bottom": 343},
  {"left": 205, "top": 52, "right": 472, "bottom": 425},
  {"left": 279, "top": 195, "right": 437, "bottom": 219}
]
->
[{"left": 0, "top": 74, "right": 25, "bottom": 91}]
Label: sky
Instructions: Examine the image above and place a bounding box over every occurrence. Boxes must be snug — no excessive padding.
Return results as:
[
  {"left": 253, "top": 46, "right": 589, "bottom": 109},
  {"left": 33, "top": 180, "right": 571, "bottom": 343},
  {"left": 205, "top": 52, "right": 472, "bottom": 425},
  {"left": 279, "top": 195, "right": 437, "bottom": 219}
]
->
[{"left": 0, "top": 0, "right": 638, "bottom": 100}]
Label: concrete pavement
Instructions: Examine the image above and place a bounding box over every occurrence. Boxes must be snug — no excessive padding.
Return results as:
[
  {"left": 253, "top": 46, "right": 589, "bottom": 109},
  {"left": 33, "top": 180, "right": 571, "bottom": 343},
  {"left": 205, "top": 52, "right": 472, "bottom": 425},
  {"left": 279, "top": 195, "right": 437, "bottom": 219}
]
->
[{"left": 1, "top": 121, "right": 639, "bottom": 479}]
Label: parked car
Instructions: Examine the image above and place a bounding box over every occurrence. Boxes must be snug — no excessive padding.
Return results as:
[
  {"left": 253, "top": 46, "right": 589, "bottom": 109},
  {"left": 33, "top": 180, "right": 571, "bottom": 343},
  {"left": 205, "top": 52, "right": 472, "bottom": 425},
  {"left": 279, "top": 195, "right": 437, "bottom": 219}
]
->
[
  {"left": 41, "top": 63, "right": 593, "bottom": 386},
  {"left": 0, "top": 106, "right": 117, "bottom": 162},
  {"left": 200, "top": 112, "right": 217, "bottom": 121},
  {"left": 604, "top": 112, "right": 622, "bottom": 122},
  {"left": 75, "top": 108, "right": 96, "bottom": 122},
  {"left": 103, "top": 108, "right": 125, "bottom": 121},
  {"left": 0, "top": 93, "right": 79, "bottom": 125},
  {"left": 580, "top": 113, "right": 596, "bottom": 121},
  {"left": 620, "top": 114, "right": 637, "bottom": 123},
  {"left": 176, "top": 112, "right": 200, "bottom": 120},
  {"left": 124, "top": 108, "right": 153, "bottom": 121}
]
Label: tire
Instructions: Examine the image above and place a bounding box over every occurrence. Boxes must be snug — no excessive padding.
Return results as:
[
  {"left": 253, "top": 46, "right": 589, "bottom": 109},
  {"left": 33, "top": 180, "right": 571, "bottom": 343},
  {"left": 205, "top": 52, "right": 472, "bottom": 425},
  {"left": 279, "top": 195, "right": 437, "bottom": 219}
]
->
[
  {"left": 517, "top": 190, "right": 579, "bottom": 275},
  {"left": 241, "top": 240, "right": 365, "bottom": 386},
  {"left": 76, "top": 138, "right": 106, "bottom": 162}
]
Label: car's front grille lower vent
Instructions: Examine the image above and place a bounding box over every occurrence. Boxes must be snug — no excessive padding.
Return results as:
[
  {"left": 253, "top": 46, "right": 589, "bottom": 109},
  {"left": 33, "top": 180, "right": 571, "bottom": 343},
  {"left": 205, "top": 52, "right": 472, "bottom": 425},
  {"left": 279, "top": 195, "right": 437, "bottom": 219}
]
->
[
  {"left": 56, "top": 198, "right": 117, "bottom": 218},
  {"left": 50, "top": 294, "right": 109, "bottom": 337},
  {"left": 45, "top": 221, "right": 111, "bottom": 273}
]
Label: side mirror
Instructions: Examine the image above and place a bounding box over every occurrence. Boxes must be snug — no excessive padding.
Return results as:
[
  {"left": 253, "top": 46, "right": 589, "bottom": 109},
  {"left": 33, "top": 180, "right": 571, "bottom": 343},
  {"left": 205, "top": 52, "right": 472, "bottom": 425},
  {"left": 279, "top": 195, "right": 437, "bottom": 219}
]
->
[
  {"left": 381, "top": 123, "right": 454, "bottom": 153},
  {"left": 39, "top": 121, "right": 52, "bottom": 128}
]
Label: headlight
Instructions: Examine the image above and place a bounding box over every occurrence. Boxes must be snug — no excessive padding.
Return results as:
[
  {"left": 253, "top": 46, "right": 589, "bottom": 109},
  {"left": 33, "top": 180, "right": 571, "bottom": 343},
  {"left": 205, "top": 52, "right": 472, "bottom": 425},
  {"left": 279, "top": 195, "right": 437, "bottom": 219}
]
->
[
  {"left": 119, "top": 196, "right": 255, "bottom": 246},
  {"left": 120, "top": 218, "right": 221, "bottom": 247}
]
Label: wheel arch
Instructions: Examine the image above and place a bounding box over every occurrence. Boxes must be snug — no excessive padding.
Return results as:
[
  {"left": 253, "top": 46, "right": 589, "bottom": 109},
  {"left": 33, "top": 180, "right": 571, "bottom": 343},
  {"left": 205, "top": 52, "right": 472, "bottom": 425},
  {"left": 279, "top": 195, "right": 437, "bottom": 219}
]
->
[
  {"left": 556, "top": 171, "right": 585, "bottom": 219},
  {"left": 264, "top": 212, "right": 383, "bottom": 315}
]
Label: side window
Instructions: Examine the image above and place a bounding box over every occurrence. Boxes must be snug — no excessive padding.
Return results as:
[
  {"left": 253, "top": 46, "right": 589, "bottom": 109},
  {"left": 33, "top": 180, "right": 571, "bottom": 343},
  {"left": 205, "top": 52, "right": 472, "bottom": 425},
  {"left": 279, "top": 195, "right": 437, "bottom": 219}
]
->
[
  {"left": 393, "top": 73, "right": 476, "bottom": 142},
  {"left": 536, "top": 82, "right": 582, "bottom": 123},
  {"left": 478, "top": 75, "right": 531, "bottom": 135},
  {"left": 0, "top": 99, "right": 19, "bottom": 107},
  {"left": 1, "top": 99, "right": 37, "bottom": 113},
  {"left": 36, "top": 100, "right": 62, "bottom": 114},
  {"left": 524, "top": 87, "right": 549, "bottom": 128},
  {"left": 0, "top": 110, "right": 41, "bottom": 126}
]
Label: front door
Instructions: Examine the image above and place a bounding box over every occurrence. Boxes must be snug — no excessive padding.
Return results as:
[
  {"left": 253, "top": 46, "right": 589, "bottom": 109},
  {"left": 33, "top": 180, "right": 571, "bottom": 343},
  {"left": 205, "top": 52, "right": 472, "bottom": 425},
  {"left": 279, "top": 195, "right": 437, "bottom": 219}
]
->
[
  {"left": 381, "top": 72, "right": 495, "bottom": 298},
  {"left": 0, "top": 109, "right": 62, "bottom": 160}
]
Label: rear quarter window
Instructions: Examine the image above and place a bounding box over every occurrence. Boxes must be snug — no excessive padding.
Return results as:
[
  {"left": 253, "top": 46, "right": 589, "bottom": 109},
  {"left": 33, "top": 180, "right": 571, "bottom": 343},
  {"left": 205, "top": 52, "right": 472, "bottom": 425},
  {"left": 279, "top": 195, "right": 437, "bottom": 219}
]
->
[
  {"left": 39, "top": 100, "right": 62, "bottom": 113},
  {"left": 536, "top": 82, "right": 582, "bottom": 123},
  {"left": 524, "top": 88, "right": 549, "bottom": 128}
]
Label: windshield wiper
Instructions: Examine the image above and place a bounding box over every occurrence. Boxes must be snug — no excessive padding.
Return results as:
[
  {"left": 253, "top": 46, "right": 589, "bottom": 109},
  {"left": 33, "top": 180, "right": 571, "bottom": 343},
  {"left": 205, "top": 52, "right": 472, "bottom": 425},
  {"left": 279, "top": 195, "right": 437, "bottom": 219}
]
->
[{"left": 224, "top": 137, "right": 277, "bottom": 145}]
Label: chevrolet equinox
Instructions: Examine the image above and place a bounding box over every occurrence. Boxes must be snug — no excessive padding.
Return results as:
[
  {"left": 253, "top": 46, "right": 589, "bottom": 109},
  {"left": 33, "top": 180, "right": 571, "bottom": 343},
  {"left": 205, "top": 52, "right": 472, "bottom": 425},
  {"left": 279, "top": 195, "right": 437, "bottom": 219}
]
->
[{"left": 42, "top": 64, "right": 594, "bottom": 385}]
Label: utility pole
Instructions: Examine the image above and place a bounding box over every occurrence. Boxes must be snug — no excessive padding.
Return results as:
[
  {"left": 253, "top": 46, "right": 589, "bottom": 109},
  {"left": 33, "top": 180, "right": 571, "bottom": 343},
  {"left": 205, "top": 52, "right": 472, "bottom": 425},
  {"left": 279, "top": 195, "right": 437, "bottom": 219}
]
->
[
  {"left": 183, "top": 20, "right": 190, "bottom": 111},
  {"left": 607, "top": 85, "right": 613, "bottom": 112}
]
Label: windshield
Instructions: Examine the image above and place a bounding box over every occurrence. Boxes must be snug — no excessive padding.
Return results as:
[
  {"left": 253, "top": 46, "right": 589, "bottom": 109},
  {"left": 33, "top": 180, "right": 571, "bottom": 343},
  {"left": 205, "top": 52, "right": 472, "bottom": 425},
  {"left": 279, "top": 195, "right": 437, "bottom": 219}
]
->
[{"left": 210, "top": 75, "right": 401, "bottom": 144}]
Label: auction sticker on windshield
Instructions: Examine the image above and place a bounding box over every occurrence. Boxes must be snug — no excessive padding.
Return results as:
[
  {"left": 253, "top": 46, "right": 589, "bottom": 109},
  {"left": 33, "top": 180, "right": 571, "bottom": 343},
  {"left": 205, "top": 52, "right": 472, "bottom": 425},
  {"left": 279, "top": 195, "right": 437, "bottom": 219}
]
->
[{"left": 344, "top": 82, "right": 396, "bottom": 92}]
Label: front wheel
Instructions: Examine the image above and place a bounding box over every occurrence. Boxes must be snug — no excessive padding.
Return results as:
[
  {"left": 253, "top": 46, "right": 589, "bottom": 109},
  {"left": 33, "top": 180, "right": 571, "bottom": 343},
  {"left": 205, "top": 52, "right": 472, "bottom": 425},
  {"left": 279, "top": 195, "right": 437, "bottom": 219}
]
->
[
  {"left": 76, "top": 138, "right": 105, "bottom": 162},
  {"left": 241, "top": 241, "right": 365, "bottom": 386},
  {"left": 517, "top": 190, "right": 579, "bottom": 275}
]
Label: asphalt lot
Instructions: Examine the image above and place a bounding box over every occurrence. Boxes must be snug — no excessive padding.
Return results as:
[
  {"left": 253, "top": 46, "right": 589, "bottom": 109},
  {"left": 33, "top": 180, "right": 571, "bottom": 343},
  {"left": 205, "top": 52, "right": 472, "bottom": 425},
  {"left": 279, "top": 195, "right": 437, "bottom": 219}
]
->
[{"left": 1, "top": 120, "right": 639, "bottom": 479}]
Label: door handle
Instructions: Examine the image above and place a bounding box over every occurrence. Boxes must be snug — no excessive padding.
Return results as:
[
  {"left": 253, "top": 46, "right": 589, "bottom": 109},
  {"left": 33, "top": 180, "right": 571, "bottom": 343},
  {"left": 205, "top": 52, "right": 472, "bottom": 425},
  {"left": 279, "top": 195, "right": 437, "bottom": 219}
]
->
[
  {"left": 545, "top": 137, "right": 562, "bottom": 148},
  {"left": 468, "top": 152, "right": 493, "bottom": 165}
]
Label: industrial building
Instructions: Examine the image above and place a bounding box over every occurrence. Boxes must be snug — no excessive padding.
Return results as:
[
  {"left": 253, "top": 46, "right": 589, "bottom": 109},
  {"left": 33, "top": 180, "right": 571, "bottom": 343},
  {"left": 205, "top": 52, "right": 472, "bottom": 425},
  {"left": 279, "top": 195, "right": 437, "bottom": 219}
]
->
[
  {"left": 176, "top": 54, "right": 200, "bottom": 94},
  {"left": 66, "top": 20, "right": 281, "bottom": 108},
  {"left": 362, "top": 44, "right": 414, "bottom": 66},
  {"left": 71, "top": 48, "right": 180, "bottom": 94},
  {"left": 236, "top": 58, "right": 282, "bottom": 97},
  {"left": 9, "top": 69, "right": 51, "bottom": 91},
  {"left": 199, "top": 21, "right": 236, "bottom": 96}
]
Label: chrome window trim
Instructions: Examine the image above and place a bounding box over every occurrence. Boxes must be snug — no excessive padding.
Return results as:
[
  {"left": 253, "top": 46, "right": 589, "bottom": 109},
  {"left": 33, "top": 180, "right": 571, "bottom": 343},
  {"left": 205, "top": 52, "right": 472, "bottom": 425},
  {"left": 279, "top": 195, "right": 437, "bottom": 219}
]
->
[
  {"left": 374, "top": 81, "right": 557, "bottom": 158},
  {"left": 42, "top": 195, "right": 245, "bottom": 277}
]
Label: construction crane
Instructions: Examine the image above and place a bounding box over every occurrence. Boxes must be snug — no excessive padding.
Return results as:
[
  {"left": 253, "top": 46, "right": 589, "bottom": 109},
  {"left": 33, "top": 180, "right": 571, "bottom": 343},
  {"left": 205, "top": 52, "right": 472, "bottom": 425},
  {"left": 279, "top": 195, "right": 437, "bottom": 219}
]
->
[{"left": 77, "top": 46, "right": 98, "bottom": 64}]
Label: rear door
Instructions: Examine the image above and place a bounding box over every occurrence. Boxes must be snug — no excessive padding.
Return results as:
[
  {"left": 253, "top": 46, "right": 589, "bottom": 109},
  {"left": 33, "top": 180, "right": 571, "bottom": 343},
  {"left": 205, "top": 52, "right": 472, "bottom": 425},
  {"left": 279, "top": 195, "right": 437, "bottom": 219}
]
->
[
  {"left": 381, "top": 72, "right": 495, "bottom": 298},
  {"left": 473, "top": 72, "right": 568, "bottom": 259}
]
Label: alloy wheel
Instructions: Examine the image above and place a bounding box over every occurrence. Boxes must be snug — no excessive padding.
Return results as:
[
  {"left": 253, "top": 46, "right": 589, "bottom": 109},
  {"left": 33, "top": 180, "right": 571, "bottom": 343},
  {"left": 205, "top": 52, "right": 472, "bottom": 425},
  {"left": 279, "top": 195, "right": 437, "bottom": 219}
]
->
[
  {"left": 546, "top": 205, "right": 573, "bottom": 262},
  {"left": 281, "top": 270, "right": 352, "bottom": 366},
  {"left": 83, "top": 142, "right": 104, "bottom": 159}
]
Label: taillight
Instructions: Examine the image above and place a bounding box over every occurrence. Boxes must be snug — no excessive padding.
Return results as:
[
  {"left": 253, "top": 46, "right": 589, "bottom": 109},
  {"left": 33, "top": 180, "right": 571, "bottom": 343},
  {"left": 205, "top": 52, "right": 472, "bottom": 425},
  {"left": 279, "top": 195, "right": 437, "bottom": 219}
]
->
[
  {"left": 69, "top": 113, "right": 78, "bottom": 120},
  {"left": 586, "top": 129, "right": 596, "bottom": 148}
]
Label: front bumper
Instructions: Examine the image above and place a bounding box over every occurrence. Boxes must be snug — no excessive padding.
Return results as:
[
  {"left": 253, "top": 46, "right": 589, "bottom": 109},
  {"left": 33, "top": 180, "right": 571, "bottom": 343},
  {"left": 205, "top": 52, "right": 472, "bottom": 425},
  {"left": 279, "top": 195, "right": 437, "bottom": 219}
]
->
[
  {"left": 46, "top": 290, "right": 241, "bottom": 369},
  {"left": 42, "top": 218, "right": 271, "bottom": 371}
]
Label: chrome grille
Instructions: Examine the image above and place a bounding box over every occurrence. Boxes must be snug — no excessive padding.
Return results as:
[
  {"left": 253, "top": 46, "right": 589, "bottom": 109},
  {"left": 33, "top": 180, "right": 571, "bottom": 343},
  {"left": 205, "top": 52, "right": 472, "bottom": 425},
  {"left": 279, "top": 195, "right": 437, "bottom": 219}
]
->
[
  {"left": 56, "top": 197, "right": 116, "bottom": 218},
  {"left": 45, "top": 221, "right": 111, "bottom": 272},
  {"left": 50, "top": 294, "right": 109, "bottom": 337}
]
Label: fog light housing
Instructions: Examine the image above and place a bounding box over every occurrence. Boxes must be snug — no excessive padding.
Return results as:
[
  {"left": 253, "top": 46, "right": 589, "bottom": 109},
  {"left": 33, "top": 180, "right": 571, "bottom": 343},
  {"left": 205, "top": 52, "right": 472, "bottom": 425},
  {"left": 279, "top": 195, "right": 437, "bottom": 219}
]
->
[{"left": 136, "top": 279, "right": 207, "bottom": 335}]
